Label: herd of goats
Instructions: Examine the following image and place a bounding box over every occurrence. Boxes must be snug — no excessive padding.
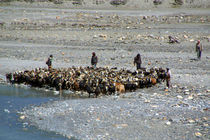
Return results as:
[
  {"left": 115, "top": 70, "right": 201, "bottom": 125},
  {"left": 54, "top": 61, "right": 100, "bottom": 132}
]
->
[{"left": 6, "top": 67, "right": 167, "bottom": 97}]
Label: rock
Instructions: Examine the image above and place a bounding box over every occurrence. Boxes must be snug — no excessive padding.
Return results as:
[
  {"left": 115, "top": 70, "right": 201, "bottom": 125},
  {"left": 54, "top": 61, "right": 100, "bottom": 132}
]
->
[
  {"left": 202, "top": 117, "right": 208, "bottom": 121},
  {"left": 203, "top": 123, "right": 208, "bottom": 127},
  {"left": 144, "top": 99, "right": 151, "bottom": 103},
  {"left": 188, "top": 95, "right": 193, "bottom": 100},
  {"left": 197, "top": 93, "right": 202, "bottom": 96},
  {"left": 183, "top": 35, "right": 188, "bottom": 39},
  {"left": 162, "top": 117, "right": 167, "bottom": 120},
  {"left": 164, "top": 89, "right": 169, "bottom": 92},
  {"left": 152, "top": 93, "right": 157, "bottom": 96},
  {"left": 177, "top": 95, "right": 183, "bottom": 99},
  {"left": 4, "top": 109, "right": 10, "bottom": 113},
  {"left": 151, "top": 105, "right": 158, "bottom": 108},
  {"left": 114, "top": 123, "right": 128, "bottom": 128},
  {"left": 188, "top": 119, "right": 195, "bottom": 123},
  {"left": 195, "top": 132, "right": 202, "bottom": 137},
  {"left": 20, "top": 115, "right": 26, "bottom": 120},
  {"left": 53, "top": 91, "right": 60, "bottom": 95},
  {"left": 172, "top": 85, "right": 177, "bottom": 88},
  {"left": 143, "top": 16, "right": 147, "bottom": 20},
  {"left": 99, "top": 34, "right": 107, "bottom": 39},
  {"left": 165, "top": 121, "right": 171, "bottom": 125}
]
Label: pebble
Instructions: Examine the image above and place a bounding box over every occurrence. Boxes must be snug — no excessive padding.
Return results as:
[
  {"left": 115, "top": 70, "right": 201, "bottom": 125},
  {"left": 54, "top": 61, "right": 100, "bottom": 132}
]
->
[
  {"left": 187, "top": 95, "right": 193, "bottom": 100},
  {"left": 165, "top": 121, "right": 171, "bottom": 125},
  {"left": 184, "top": 92, "right": 190, "bottom": 95},
  {"left": 144, "top": 99, "right": 151, "bottom": 103},
  {"left": 53, "top": 91, "right": 60, "bottom": 95},
  {"left": 177, "top": 95, "right": 183, "bottom": 99},
  {"left": 20, "top": 115, "right": 26, "bottom": 120},
  {"left": 188, "top": 119, "right": 195, "bottom": 123},
  {"left": 195, "top": 132, "right": 202, "bottom": 137},
  {"left": 4, "top": 109, "right": 10, "bottom": 113},
  {"left": 203, "top": 123, "right": 208, "bottom": 127}
]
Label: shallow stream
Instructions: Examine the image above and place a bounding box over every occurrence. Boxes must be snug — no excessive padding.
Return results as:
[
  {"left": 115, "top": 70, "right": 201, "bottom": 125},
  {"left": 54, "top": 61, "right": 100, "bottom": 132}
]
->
[{"left": 0, "top": 84, "right": 69, "bottom": 140}]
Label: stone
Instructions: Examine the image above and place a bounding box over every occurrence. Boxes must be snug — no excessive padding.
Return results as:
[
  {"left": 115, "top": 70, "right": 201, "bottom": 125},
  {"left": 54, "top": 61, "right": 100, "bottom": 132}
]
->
[
  {"left": 165, "top": 121, "right": 171, "bottom": 125},
  {"left": 20, "top": 115, "right": 26, "bottom": 120},
  {"left": 144, "top": 99, "right": 151, "bottom": 103},
  {"left": 177, "top": 95, "right": 183, "bottom": 99},
  {"left": 195, "top": 132, "right": 202, "bottom": 137},
  {"left": 188, "top": 119, "right": 195, "bottom": 123},
  {"left": 188, "top": 95, "right": 193, "bottom": 100}
]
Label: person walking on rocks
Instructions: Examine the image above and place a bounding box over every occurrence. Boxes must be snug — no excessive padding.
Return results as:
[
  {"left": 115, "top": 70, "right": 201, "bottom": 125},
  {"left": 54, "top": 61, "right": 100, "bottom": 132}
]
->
[
  {"left": 196, "top": 40, "right": 203, "bottom": 60},
  {"left": 46, "top": 55, "right": 53, "bottom": 70},
  {"left": 91, "top": 52, "right": 98, "bottom": 68},
  {"left": 134, "top": 53, "right": 142, "bottom": 70},
  {"left": 165, "top": 68, "right": 171, "bottom": 88}
]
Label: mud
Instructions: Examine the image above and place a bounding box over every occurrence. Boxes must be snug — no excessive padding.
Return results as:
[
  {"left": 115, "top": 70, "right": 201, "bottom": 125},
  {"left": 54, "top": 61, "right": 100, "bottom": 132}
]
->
[{"left": 0, "top": 2, "right": 210, "bottom": 140}]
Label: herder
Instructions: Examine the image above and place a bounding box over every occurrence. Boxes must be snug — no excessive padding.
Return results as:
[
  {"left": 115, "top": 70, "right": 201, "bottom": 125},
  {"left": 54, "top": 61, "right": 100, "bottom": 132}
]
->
[
  {"left": 196, "top": 40, "right": 203, "bottom": 60},
  {"left": 134, "top": 53, "right": 142, "bottom": 70},
  {"left": 91, "top": 52, "right": 98, "bottom": 68},
  {"left": 46, "top": 55, "right": 53, "bottom": 70},
  {"left": 165, "top": 68, "right": 171, "bottom": 88}
]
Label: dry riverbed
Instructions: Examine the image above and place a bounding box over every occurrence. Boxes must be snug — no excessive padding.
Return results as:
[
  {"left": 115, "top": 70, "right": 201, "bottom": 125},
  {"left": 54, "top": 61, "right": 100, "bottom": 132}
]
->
[{"left": 0, "top": 2, "right": 210, "bottom": 140}]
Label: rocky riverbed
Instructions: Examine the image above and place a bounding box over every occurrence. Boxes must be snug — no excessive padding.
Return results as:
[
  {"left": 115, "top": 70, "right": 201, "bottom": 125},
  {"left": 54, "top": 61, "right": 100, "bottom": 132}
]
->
[{"left": 0, "top": 1, "right": 210, "bottom": 140}]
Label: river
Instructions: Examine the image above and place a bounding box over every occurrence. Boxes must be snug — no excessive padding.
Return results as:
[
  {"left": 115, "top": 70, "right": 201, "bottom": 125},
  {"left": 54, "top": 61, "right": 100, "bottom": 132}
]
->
[{"left": 0, "top": 84, "right": 69, "bottom": 140}]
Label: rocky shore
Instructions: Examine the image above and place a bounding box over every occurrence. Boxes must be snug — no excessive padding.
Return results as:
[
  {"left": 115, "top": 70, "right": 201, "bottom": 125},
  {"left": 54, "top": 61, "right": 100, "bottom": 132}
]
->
[{"left": 0, "top": 1, "right": 210, "bottom": 140}]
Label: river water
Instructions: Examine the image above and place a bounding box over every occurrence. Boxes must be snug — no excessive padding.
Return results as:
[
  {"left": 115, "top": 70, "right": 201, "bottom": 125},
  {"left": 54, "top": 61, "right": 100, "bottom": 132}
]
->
[{"left": 0, "top": 84, "right": 69, "bottom": 140}]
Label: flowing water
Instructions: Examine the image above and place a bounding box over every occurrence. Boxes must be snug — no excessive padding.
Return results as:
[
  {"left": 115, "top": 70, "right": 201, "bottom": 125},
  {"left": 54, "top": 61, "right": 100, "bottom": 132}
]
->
[{"left": 0, "top": 84, "right": 69, "bottom": 140}]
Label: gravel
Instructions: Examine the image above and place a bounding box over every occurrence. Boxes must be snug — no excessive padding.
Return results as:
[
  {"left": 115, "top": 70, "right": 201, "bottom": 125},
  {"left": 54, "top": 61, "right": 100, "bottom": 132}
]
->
[{"left": 0, "top": 3, "right": 210, "bottom": 140}]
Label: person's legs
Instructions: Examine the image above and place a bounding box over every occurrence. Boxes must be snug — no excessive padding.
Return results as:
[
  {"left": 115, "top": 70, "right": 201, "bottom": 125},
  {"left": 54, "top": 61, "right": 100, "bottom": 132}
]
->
[
  {"left": 199, "top": 51, "right": 202, "bottom": 59},
  {"left": 92, "top": 64, "right": 96, "bottom": 68},
  {"left": 48, "top": 65, "right": 52, "bottom": 70},
  {"left": 137, "top": 63, "right": 141, "bottom": 70},
  {"left": 166, "top": 79, "right": 170, "bottom": 88},
  {"left": 197, "top": 51, "right": 200, "bottom": 59}
]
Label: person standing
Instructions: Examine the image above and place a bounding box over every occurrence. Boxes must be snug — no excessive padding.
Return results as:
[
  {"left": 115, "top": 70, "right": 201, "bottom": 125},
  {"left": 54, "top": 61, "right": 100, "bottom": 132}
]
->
[
  {"left": 46, "top": 55, "right": 53, "bottom": 70},
  {"left": 91, "top": 52, "right": 98, "bottom": 68},
  {"left": 165, "top": 68, "right": 171, "bottom": 88},
  {"left": 196, "top": 40, "right": 203, "bottom": 60},
  {"left": 134, "top": 53, "right": 142, "bottom": 70}
]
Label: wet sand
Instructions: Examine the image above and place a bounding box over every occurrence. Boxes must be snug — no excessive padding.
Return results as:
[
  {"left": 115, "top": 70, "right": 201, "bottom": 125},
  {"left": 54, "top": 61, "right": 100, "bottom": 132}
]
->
[{"left": 0, "top": 2, "right": 210, "bottom": 140}]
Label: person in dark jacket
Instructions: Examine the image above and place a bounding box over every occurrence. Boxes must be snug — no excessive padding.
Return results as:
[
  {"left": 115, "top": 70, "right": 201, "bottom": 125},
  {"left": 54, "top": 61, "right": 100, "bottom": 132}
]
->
[
  {"left": 91, "top": 52, "right": 98, "bottom": 68},
  {"left": 165, "top": 68, "right": 171, "bottom": 88},
  {"left": 46, "top": 55, "right": 53, "bottom": 70},
  {"left": 134, "top": 53, "right": 142, "bottom": 70},
  {"left": 195, "top": 40, "right": 203, "bottom": 60}
]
